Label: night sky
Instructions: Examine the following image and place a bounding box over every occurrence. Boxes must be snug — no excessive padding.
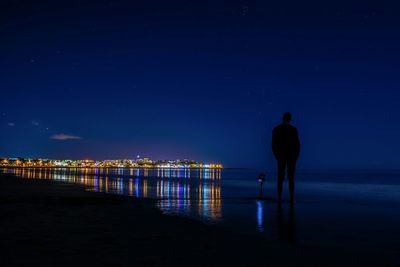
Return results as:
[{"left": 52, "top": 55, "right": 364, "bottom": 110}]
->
[{"left": 1, "top": 0, "right": 400, "bottom": 169}]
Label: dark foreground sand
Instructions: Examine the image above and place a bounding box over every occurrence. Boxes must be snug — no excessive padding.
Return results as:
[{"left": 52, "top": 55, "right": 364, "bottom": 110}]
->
[{"left": 0, "top": 173, "right": 394, "bottom": 266}]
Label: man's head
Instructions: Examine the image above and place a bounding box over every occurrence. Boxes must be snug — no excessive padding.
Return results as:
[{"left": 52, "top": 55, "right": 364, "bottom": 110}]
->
[{"left": 282, "top": 112, "right": 292, "bottom": 123}]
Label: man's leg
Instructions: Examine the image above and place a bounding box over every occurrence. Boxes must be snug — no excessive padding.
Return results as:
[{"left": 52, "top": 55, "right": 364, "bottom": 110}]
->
[
  {"left": 277, "top": 159, "right": 286, "bottom": 202},
  {"left": 287, "top": 159, "right": 297, "bottom": 204}
]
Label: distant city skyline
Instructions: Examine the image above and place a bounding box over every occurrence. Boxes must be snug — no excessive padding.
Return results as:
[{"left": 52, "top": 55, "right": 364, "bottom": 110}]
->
[{"left": 0, "top": 156, "right": 223, "bottom": 169}]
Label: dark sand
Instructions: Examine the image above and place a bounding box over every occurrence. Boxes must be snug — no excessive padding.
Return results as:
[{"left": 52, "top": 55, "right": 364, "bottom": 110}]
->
[{"left": 0, "top": 173, "right": 393, "bottom": 266}]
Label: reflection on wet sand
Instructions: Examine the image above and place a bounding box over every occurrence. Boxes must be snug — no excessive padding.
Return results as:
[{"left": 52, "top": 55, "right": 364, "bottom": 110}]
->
[
  {"left": 256, "top": 200, "right": 297, "bottom": 243},
  {"left": 257, "top": 201, "right": 265, "bottom": 232},
  {"left": 276, "top": 203, "right": 296, "bottom": 243},
  {"left": 2, "top": 167, "right": 222, "bottom": 222}
]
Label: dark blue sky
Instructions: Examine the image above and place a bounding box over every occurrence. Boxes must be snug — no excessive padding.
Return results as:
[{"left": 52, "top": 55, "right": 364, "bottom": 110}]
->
[{"left": 1, "top": 0, "right": 400, "bottom": 169}]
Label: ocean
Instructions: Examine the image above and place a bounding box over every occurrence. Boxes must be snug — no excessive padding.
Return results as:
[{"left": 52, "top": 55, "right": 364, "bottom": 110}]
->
[{"left": 2, "top": 167, "right": 400, "bottom": 254}]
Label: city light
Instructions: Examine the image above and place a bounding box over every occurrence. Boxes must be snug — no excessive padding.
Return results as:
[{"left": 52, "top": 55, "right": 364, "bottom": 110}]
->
[{"left": 0, "top": 157, "right": 223, "bottom": 169}]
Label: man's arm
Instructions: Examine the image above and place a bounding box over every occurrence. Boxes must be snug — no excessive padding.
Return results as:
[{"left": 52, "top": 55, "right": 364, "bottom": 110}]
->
[
  {"left": 294, "top": 128, "right": 301, "bottom": 159},
  {"left": 272, "top": 128, "right": 279, "bottom": 158}
]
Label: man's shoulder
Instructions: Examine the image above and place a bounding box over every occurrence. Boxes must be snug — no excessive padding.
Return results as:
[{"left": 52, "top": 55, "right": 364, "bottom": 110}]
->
[
  {"left": 273, "top": 124, "right": 282, "bottom": 133},
  {"left": 274, "top": 124, "right": 297, "bottom": 131}
]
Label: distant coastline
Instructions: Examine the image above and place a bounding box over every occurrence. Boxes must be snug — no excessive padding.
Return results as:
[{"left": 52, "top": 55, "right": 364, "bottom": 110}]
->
[
  {"left": 0, "top": 157, "right": 223, "bottom": 169},
  {"left": 0, "top": 166, "right": 222, "bottom": 170}
]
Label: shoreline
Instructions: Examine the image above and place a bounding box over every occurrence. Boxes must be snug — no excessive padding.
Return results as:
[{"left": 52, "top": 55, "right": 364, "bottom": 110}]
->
[
  {"left": 0, "top": 173, "right": 392, "bottom": 266},
  {"left": 0, "top": 166, "right": 223, "bottom": 170}
]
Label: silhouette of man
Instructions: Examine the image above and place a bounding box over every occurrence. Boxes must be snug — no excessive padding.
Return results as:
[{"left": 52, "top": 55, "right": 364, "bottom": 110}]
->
[{"left": 272, "top": 112, "right": 300, "bottom": 204}]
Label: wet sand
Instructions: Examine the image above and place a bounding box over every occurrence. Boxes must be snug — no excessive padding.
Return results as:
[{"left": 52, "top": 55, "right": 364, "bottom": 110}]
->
[{"left": 0, "top": 173, "right": 393, "bottom": 266}]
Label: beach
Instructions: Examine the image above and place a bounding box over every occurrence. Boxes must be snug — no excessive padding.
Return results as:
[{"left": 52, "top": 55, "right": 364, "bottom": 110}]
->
[{"left": 1, "top": 172, "right": 397, "bottom": 266}]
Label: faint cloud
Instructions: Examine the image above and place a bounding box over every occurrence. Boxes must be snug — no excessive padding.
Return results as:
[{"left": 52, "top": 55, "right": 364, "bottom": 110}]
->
[
  {"left": 31, "top": 120, "right": 39, "bottom": 126},
  {"left": 241, "top": 5, "right": 249, "bottom": 16},
  {"left": 50, "top": 133, "right": 82, "bottom": 140},
  {"left": 7, "top": 122, "right": 15, "bottom": 127}
]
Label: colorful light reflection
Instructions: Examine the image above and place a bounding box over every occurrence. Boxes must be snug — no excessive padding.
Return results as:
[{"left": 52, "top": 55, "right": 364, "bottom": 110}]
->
[{"left": 2, "top": 167, "right": 222, "bottom": 222}]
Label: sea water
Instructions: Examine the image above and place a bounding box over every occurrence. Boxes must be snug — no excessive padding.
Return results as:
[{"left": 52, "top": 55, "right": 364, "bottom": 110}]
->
[{"left": 2, "top": 167, "right": 400, "bottom": 254}]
